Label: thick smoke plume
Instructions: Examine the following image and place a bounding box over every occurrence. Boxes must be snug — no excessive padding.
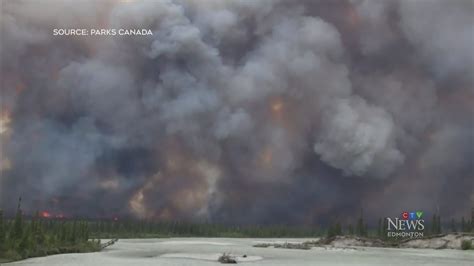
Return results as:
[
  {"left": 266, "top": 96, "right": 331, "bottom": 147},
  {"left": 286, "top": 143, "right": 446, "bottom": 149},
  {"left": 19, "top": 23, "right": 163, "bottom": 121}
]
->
[{"left": 1, "top": 0, "right": 473, "bottom": 224}]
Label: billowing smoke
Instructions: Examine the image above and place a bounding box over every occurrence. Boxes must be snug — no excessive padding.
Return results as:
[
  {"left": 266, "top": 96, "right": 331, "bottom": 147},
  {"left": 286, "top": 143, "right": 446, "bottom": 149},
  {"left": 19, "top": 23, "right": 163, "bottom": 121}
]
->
[
  {"left": 314, "top": 97, "right": 403, "bottom": 178},
  {"left": 0, "top": 0, "right": 472, "bottom": 224}
]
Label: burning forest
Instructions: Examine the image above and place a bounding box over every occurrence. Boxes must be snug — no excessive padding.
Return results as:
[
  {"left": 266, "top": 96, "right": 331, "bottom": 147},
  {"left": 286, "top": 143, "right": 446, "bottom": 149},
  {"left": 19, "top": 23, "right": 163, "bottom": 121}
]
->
[{"left": 0, "top": 0, "right": 473, "bottom": 226}]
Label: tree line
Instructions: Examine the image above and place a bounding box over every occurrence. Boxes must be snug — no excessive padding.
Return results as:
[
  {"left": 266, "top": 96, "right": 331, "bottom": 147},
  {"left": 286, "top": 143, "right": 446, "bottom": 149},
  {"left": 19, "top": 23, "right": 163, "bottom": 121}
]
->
[
  {"left": 327, "top": 210, "right": 474, "bottom": 240},
  {"left": 2, "top": 198, "right": 474, "bottom": 261},
  {"left": 86, "top": 220, "right": 322, "bottom": 239},
  {"left": 0, "top": 198, "right": 100, "bottom": 262}
]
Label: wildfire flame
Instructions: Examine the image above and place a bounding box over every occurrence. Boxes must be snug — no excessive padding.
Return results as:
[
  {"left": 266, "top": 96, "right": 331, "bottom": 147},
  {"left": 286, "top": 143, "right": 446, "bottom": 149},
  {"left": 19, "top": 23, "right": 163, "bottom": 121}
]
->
[
  {"left": 269, "top": 97, "right": 289, "bottom": 124},
  {"left": 0, "top": 110, "right": 12, "bottom": 171},
  {"left": 38, "top": 211, "right": 65, "bottom": 219},
  {"left": 0, "top": 110, "right": 11, "bottom": 135},
  {"left": 130, "top": 189, "right": 147, "bottom": 218},
  {"left": 260, "top": 147, "right": 273, "bottom": 167},
  {"left": 128, "top": 158, "right": 221, "bottom": 219},
  {"left": 271, "top": 98, "right": 284, "bottom": 114}
]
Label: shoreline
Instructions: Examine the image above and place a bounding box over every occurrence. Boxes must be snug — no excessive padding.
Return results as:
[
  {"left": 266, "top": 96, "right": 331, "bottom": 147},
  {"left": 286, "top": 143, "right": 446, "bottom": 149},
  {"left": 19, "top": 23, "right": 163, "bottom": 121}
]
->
[
  {"left": 3, "top": 234, "right": 473, "bottom": 264},
  {"left": 5, "top": 237, "right": 474, "bottom": 266}
]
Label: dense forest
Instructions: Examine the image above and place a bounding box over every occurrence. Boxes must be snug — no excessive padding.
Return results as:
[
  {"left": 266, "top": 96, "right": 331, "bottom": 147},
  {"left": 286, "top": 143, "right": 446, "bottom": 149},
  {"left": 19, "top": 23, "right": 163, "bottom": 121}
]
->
[
  {"left": 1, "top": 198, "right": 473, "bottom": 262},
  {"left": 0, "top": 199, "right": 101, "bottom": 262}
]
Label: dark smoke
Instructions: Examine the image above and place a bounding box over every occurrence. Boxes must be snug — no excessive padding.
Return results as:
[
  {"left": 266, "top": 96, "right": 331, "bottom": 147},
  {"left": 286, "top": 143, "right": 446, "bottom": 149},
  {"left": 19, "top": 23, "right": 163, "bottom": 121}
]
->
[{"left": 0, "top": 0, "right": 473, "bottom": 224}]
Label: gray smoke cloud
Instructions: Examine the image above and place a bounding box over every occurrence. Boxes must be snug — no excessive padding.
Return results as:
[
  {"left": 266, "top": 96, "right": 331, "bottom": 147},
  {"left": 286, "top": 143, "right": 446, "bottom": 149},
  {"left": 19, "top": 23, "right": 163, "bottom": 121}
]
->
[
  {"left": 0, "top": 0, "right": 472, "bottom": 224},
  {"left": 314, "top": 97, "right": 403, "bottom": 178}
]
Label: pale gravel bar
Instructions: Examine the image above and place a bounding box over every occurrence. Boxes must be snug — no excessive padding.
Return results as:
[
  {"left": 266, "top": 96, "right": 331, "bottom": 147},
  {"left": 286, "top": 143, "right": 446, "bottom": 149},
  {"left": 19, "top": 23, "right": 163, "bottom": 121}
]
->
[{"left": 6, "top": 238, "right": 474, "bottom": 266}]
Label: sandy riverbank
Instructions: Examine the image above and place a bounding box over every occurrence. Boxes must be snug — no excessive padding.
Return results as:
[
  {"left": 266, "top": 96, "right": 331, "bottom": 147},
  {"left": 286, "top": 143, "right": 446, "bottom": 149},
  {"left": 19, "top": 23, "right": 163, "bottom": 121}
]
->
[{"left": 5, "top": 238, "right": 474, "bottom": 266}]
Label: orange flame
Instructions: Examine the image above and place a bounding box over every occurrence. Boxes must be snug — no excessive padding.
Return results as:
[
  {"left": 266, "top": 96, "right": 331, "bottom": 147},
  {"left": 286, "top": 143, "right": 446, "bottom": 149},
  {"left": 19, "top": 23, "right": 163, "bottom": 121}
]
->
[
  {"left": 41, "top": 211, "right": 51, "bottom": 218},
  {"left": 0, "top": 109, "right": 12, "bottom": 172},
  {"left": 0, "top": 110, "right": 11, "bottom": 135},
  {"left": 271, "top": 98, "right": 284, "bottom": 115}
]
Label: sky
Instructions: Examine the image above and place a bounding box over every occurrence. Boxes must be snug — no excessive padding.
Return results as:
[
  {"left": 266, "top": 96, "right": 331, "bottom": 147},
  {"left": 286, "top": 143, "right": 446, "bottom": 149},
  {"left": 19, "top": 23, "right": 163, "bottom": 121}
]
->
[{"left": 0, "top": 0, "right": 473, "bottom": 225}]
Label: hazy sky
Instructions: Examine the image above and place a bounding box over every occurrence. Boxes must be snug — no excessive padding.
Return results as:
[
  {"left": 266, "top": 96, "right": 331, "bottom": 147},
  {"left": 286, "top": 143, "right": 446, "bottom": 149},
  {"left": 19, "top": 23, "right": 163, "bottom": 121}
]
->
[{"left": 1, "top": 0, "right": 473, "bottom": 224}]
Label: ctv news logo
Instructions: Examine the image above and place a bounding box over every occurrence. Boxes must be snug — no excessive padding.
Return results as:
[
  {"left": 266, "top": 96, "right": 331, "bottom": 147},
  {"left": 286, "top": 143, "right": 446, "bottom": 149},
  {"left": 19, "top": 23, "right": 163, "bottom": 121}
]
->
[{"left": 386, "top": 211, "right": 425, "bottom": 238}]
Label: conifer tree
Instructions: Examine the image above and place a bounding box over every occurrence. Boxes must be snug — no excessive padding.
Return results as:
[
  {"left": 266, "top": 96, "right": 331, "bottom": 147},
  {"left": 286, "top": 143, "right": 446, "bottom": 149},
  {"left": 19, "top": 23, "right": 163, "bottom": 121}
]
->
[
  {"left": 471, "top": 208, "right": 474, "bottom": 232},
  {"left": 13, "top": 197, "right": 24, "bottom": 240},
  {"left": 18, "top": 223, "right": 32, "bottom": 255},
  {"left": 326, "top": 224, "right": 335, "bottom": 238},
  {"left": 377, "top": 218, "right": 382, "bottom": 238},
  {"left": 33, "top": 212, "right": 46, "bottom": 245},
  {"left": 382, "top": 218, "right": 388, "bottom": 240},
  {"left": 450, "top": 218, "right": 457, "bottom": 233},
  {"left": 347, "top": 224, "right": 354, "bottom": 235},
  {"left": 461, "top": 217, "right": 466, "bottom": 232},
  {"left": 0, "top": 209, "right": 5, "bottom": 252},
  {"left": 335, "top": 222, "right": 342, "bottom": 236},
  {"left": 436, "top": 215, "right": 441, "bottom": 234},
  {"left": 60, "top": 222, "right": 67, "bottom": 244},
  {"left": 356, "top": 209, "right": 365, "bottom": 236},
  {"left": 71, "top": 221, "right": 77, "bottom": 244},
  {"left": 431, "top": 214, "right": 437, "bottom": 235}
]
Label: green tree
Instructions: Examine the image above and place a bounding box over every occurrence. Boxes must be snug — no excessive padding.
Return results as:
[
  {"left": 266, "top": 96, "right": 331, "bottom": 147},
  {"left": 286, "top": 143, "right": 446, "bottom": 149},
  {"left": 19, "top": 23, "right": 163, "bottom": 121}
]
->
[
  {"left": 436, "top": 215, "right": 442, "bottom": 234},
  {"left": 382, "top": 218, "right": 388, "bottom": 240},
  {"left": 356, "top": 209, "right": 365, "bottom": 237},
  {"left": 377, "top": 218, "right": 382, "bottom": 238},
  {"left": 32, "top": 212, "right": 46, "bottom": 246},
  {"left": 461, "top": 217, "right": 466, "bottom": 232},
  {"left": 450, "top": 218, "right": 457, "bottom": 233},
  {"left": 18, "top": 226, "right": 32, "bottom": 254},
  {"left": 0, "top": 209, "right": 5, "bottom": 252},
  {"left": 70, "top": 221, "right": 77, "bottom": 243},
  {"left": 431, "top": 214, "right": 437, "bottom": 235},
  {"left": 334, "top": 222, "right": 342, "bottom": 236},
  {"left": 59, "top": 222, "right": 68, "bottom": 244},
  {"left": 13, "top": 197, "right": 24, "bottom": 240},
  {"left": 347, "top": 224, "right": 354, "bottom": 235},
  {"left": 471, "top": 208, "right": 474, "bottom": 232},
  {"left": 326, "top": 224, "right": 335, "bottom": 238}
]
